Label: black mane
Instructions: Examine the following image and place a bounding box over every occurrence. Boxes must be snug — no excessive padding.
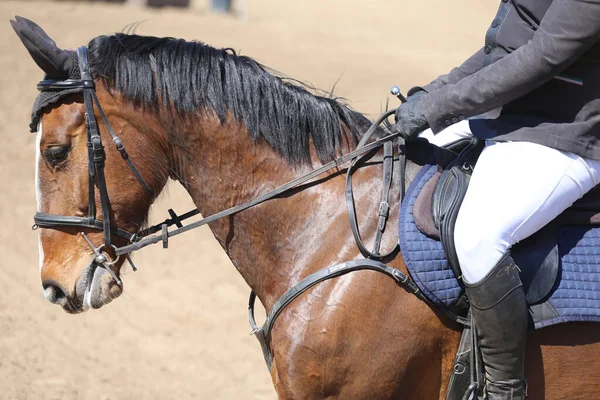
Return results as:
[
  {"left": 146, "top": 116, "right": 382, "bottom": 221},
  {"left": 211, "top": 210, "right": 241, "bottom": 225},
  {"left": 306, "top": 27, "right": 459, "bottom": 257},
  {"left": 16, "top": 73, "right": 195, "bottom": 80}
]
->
[{"left": 88, "top": 34, "right": 372, "bottom": 165}]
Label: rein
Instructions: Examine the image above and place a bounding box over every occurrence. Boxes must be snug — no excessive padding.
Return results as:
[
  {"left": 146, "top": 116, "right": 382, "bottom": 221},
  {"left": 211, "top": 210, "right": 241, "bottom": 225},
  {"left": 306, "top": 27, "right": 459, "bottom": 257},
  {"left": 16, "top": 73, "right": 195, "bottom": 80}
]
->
[
  {"left": 33, "top": 45, "right": 469, "bottom": 371},
  {"left": 115, "top": 109, "right": 399, "bottom": 256}
]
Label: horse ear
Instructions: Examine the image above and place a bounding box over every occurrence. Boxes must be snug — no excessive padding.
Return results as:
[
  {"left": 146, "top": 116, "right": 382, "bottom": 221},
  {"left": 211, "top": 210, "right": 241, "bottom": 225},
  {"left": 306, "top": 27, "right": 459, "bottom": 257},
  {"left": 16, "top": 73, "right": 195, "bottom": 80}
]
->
[{"left": 10, "top": 16, "right": 74, "bottom": 79}]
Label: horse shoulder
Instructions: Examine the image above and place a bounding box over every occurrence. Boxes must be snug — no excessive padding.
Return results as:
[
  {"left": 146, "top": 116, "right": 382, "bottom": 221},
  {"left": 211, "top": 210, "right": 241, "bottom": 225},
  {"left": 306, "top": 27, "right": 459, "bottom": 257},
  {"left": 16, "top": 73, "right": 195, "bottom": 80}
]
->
[{"left": 267, "top": 264, "right": 455, "bottom": 399}]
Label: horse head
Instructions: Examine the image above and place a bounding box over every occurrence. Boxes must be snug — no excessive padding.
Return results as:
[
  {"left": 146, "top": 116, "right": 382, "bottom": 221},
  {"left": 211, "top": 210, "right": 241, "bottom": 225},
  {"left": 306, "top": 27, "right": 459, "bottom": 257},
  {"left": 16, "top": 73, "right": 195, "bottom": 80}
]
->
[{"left": 12, "top": 17, "right": 170, "bottom": 313}]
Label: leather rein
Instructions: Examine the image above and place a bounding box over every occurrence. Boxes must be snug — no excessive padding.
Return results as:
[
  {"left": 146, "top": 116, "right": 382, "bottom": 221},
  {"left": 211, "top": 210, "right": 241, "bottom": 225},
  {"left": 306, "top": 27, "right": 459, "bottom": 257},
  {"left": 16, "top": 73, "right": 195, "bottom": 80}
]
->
[{"left": 33, "top": 45, "right": 468, "bottom": 370}]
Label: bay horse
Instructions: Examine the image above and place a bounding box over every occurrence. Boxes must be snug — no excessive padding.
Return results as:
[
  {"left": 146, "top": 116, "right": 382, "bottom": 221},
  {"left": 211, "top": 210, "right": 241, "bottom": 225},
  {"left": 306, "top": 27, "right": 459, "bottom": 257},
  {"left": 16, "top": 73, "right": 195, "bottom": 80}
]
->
[{"left": 12, "top": 16, "right": 600, "bottom": 399}]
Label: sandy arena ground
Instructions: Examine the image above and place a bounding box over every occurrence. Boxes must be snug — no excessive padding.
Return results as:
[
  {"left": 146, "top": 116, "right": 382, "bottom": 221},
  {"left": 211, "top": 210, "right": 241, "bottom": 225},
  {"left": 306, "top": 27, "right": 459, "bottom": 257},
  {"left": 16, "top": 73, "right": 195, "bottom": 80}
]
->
[{"left": 0, "top": 1, "right": 496, "bottom": 398}]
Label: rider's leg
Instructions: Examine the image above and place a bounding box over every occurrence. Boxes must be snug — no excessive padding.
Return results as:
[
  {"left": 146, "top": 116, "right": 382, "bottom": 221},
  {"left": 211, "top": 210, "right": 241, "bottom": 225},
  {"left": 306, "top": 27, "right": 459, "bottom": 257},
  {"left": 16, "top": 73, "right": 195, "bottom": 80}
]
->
[
  {"left": 456, "top": 141, "right": 600, "bottom": 283},
  {"left": 454, "top": 141, "right": 600, "bottom": 399}
]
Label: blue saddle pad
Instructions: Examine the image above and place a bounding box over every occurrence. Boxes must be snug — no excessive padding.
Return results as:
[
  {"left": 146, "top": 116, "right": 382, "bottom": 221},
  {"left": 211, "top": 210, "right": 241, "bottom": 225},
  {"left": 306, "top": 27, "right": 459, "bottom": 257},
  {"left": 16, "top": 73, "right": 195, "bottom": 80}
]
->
[{"left": 399, "top": 163, "right": 600, "bottom": 329}]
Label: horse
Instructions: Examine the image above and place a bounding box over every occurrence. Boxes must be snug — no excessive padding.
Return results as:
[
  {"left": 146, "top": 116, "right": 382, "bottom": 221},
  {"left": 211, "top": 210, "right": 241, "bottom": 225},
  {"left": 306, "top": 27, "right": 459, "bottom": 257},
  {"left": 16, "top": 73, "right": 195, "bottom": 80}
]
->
[{"left": 12, "top": 16, "right": 600, "bottom": 399}]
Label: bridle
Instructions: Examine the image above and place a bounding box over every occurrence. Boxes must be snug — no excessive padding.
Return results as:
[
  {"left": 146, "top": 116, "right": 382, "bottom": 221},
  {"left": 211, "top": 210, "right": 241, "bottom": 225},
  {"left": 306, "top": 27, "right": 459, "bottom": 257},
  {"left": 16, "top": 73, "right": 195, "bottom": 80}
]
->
[
  {"left": 33, "top": 46, "right": 152, "bottom": 283},
  {"left": 31, "top": 46, "right": 469, "bottom": 368}
]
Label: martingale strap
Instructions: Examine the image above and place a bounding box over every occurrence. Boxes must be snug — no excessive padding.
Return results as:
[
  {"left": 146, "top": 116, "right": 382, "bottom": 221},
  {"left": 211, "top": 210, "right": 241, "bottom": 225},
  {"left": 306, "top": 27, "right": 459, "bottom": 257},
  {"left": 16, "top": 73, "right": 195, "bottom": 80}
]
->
[{"left": 248, "top": 259, "right": 469, "bottom": 370}]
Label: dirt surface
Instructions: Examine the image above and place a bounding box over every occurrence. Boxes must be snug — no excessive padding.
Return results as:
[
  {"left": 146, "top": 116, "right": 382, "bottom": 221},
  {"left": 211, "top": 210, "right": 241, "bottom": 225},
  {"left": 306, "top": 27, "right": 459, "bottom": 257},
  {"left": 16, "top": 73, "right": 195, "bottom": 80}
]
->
[{"left": 0, "top": 1, "right": 496, "bottom": 398}]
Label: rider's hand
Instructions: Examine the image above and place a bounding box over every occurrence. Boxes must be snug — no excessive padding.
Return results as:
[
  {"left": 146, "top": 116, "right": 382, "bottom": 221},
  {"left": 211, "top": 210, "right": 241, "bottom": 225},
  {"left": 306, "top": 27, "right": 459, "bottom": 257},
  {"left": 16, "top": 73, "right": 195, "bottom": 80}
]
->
[
  {"left": 393, "top": 97, "right": 429, "bottom": 139},
  {"left": 406, "top": 88, "right": 426, "bottom": 103}
]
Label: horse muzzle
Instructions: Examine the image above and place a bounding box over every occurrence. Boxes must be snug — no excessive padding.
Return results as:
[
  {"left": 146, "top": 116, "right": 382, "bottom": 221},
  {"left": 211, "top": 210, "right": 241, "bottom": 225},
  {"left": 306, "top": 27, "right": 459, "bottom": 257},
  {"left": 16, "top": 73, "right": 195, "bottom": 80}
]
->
[{"left": 43, "top": 258, "right": 123, "bottom": 313}]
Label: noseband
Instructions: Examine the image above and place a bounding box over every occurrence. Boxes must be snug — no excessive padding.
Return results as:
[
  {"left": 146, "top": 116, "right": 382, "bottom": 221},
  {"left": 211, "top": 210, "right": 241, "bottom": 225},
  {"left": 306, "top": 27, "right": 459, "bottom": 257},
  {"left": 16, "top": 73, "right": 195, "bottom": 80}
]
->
[{"left": 33, "top": 46, "right": 152, "bottom": 280}]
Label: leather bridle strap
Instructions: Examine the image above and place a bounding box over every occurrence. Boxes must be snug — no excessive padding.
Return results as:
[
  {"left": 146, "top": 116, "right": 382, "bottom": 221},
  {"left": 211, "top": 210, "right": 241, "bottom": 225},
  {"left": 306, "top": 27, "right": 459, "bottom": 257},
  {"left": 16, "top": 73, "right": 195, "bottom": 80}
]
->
[
  {"left": 34, "top": 213, "right": 139, "bottom": 242},
  {"left": 346, "top": 138, "right": 399, "bottom": 259},
  {"left": 83, "top": 77, "right": 113, "bottom": 249},
  {"left": 344, "top": 105, "right": 406, "bottom": 259},
  {"left": 90, "top": 89, "right": 153, "bottom": 196},
  {"left": 33, "top": 46, "right": 151, "bottom": 250},
  {"left": 374, "top": 141, "right": 395, "bottom": 253}
]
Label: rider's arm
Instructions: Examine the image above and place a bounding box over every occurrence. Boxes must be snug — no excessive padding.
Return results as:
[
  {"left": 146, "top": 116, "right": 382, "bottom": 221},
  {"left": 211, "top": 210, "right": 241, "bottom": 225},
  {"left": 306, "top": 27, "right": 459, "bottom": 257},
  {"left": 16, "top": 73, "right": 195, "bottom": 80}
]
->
[
  {"left": 420, "top": 0, "right": 600, "bottom": 133},
  {"left": 409, "top": 47, "right": 486, "bottom": 96}
]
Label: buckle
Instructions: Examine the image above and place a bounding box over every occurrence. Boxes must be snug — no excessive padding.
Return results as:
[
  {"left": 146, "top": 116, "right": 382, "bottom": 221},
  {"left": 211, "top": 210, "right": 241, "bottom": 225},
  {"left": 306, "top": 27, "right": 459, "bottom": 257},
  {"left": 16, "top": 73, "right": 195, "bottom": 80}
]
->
[{"left": 378, "top": 201, "right": 389, "bottom": 217}]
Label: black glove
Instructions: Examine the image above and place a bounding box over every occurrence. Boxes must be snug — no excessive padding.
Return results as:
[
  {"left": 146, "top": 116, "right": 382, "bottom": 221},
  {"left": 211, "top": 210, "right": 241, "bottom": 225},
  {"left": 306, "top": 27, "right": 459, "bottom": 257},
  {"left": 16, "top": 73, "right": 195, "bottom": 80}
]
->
[
  {"left": 393, "top": 97, "right": 429, "bottom": 139},
  {"left": 406, "top": 88, "right": 426, "bottom": 103}
]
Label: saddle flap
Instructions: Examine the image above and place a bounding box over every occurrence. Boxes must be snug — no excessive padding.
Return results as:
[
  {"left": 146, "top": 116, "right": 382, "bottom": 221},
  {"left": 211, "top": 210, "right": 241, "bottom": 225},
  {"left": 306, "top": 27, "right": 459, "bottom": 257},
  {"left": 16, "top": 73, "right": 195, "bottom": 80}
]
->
[
  {"left": 432, "top": 169, "right": 449, "bottom": 230},
  {"left": 433, "top": 166, "right": 471, "bottom": 281},
  {"left": 512, "top": 223, "right": 560, "bottom": 305}
]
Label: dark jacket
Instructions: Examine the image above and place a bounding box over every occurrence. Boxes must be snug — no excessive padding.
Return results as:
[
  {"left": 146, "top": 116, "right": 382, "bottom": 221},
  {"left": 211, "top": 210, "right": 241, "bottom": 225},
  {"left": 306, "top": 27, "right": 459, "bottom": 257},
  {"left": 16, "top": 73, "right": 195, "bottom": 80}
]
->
[{"left": 418, "top": 0, "right": 600, "bottom": 160}]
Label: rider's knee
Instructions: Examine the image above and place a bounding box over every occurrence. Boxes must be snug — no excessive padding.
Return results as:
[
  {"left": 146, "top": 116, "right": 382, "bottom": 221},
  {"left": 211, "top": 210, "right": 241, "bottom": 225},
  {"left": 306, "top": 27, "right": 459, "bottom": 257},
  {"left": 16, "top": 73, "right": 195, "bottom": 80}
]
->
[
  {"left": 453, "top": 212, "right": 481, "bottom": 268},
  {"left": 454, "top": 211, "right": 509, "bottom": 283}
]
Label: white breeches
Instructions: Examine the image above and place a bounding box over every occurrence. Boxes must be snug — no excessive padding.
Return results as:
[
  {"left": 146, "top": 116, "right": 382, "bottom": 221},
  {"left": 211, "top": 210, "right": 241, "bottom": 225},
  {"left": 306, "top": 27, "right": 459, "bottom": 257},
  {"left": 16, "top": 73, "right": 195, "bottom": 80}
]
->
[{"left": 418, "top": 121, "right": 600, "bottom": 284}]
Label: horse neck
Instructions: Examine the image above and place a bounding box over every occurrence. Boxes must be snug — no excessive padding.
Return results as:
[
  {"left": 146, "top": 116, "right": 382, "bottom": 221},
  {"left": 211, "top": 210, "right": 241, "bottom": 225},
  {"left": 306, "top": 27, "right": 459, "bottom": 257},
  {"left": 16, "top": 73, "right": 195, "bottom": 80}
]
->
[
  {"left": 169, "top": 115, "right": 357, "bottom": 310},
  {"left": 165, "top": 115, "right": 464, "bottom": 392}
]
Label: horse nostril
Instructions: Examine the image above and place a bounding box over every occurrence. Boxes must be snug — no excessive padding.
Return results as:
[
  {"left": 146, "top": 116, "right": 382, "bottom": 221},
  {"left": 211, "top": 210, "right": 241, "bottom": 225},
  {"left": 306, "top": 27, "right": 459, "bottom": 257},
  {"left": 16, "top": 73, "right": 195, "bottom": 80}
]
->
[{"left": 42, "top": 280, "right": 69, "bottom": 305}]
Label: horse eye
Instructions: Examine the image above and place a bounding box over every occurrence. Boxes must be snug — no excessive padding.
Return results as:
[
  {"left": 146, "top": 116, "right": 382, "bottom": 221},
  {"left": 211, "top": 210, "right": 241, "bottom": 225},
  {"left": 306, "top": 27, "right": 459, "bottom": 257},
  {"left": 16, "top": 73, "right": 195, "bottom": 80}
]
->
[{"left": 43, "top": 146, "right": 70, "bottom": 166}]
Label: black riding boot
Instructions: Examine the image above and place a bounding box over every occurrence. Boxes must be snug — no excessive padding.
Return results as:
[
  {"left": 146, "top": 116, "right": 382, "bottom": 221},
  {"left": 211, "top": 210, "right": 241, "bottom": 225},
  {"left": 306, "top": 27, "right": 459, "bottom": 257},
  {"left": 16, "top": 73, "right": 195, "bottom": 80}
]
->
[{"left": 464, "top": 253, "right": 528, "bottom": 400}]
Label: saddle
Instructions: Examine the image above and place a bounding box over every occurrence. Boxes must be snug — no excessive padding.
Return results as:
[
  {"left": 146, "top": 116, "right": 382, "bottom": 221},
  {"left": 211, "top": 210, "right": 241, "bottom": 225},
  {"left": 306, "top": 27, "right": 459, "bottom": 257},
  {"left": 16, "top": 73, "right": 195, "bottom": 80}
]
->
[
  {"left": 410, "top": 137, "right": 600, "bottom": 317},
  {"left": 401, "top": 137, "right": 600, "bottom": 399}
]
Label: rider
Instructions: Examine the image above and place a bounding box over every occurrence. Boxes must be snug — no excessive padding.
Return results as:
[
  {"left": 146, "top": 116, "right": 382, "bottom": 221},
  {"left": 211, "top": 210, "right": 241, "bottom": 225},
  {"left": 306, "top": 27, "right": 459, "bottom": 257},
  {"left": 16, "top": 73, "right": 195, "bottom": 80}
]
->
[{"left": 393, "top": 1, "right": 600, "bottom": 398}]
